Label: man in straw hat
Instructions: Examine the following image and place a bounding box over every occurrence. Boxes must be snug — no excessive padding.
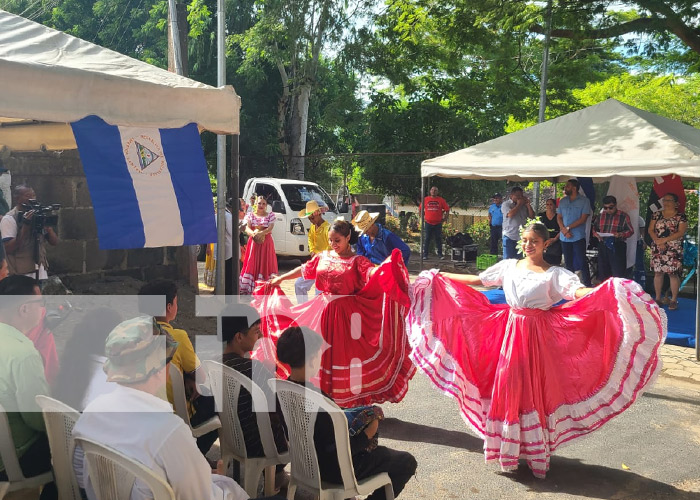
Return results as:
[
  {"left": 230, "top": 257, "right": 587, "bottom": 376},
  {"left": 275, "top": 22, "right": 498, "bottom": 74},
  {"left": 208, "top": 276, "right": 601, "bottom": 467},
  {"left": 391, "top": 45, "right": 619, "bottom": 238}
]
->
[
  {"left": 295, "top": 200, "right": 330, "bottom": 303},
  {"left": 352, "top": 210, "right": 411, "bottom": 265},
  {"left": 72, "top": 316, "right": 261, "bottom": 500}
]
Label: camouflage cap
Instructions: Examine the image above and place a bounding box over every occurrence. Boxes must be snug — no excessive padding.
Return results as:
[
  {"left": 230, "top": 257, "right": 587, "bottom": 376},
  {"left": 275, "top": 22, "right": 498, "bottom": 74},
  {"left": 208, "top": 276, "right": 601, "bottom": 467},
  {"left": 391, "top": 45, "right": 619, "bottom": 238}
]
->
[{"left": 103, "top": 316, "right": 178, "bottom": 383}]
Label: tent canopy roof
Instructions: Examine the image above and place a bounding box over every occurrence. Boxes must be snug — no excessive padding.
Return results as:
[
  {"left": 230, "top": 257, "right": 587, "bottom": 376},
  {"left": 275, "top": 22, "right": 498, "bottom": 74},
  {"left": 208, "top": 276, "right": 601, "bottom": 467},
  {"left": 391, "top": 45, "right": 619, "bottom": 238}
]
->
[
  {"left": 422, "top": 99, "right": 700, "bottom": 182},
  {"left": 0, "top": 9, "right": 240, "bottom": 151}
]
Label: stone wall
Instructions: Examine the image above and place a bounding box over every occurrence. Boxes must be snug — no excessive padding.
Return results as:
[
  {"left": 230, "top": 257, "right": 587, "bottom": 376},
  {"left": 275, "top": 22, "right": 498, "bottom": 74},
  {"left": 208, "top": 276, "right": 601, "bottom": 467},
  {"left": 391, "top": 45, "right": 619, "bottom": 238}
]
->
[{"left": 1, "top": 150, "right": 178, "bottom": 287}]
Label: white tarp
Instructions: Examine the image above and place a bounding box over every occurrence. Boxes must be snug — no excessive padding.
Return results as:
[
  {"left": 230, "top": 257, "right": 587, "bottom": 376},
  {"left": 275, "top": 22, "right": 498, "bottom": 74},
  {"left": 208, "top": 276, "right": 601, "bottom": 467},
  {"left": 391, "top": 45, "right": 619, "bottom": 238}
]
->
[
  {"left": 422, "top": 99, "right": 700, "bottom": 181},
  {"left": 0, "top": 9, "right": 240, "bottom": 151}
]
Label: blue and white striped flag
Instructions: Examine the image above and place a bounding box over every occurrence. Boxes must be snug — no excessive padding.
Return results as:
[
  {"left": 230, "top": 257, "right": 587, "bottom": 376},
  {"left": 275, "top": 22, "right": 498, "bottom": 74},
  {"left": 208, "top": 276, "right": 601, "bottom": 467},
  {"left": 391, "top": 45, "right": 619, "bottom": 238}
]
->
[{"left": 71, "top": 116, "right": 216, "bottom": 249}]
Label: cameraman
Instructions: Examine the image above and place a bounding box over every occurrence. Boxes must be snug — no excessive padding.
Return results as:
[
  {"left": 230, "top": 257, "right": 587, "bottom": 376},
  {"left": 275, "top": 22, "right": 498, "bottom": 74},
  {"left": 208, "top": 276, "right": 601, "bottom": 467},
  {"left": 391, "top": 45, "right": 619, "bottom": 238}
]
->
[{"left": 0, "top": 185, "right": 58, "bottom": 280}]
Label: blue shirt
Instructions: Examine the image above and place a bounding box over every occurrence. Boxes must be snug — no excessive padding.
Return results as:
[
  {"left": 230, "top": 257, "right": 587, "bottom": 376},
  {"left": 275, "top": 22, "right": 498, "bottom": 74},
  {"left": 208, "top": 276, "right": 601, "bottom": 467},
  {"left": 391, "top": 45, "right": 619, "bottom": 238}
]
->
[
  {"left": 557, "top": 196, "right": 591, "bottom": 242},
  {"left": 356, "top": 224, "right": 411, "bottom": 265},
  {"left": 488, "top": 203, "right": 503, "bottom": 226}
]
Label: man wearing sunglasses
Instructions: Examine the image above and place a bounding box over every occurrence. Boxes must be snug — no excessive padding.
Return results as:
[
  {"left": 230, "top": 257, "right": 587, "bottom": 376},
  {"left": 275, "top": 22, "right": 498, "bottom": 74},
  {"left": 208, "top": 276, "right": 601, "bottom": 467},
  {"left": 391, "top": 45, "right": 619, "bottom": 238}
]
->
[{"left": 592, "top": 195, "right": 634, "bottom": 281}]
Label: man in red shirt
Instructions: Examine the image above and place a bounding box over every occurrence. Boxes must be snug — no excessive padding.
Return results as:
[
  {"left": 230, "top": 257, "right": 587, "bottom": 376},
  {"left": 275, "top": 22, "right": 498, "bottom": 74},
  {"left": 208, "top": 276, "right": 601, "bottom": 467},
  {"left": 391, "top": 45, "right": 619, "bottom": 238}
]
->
[{"left": 421, "top": 186, "right": 450, "bottom": 259}]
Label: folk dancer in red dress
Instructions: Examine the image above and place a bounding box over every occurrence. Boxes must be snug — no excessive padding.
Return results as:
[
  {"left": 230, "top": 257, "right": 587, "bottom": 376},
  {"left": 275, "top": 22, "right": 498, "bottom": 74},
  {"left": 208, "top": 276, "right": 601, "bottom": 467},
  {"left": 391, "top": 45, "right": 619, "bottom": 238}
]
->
[
  {"left": 407, "top": 221, "right": 666, "bottom": 478},
  {"left": 254, "top": 219, "right": 415, "bottom": 407},
  {"left": 239, "top": 196, "right": 278, "bottom": 295}
]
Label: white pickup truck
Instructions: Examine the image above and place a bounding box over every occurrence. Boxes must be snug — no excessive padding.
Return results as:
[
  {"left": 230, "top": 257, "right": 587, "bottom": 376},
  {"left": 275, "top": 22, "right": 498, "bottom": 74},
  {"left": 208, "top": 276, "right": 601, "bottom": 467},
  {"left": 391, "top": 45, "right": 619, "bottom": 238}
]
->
[{"left": 242, "top": 177, "right": 351, "bottom": 258}]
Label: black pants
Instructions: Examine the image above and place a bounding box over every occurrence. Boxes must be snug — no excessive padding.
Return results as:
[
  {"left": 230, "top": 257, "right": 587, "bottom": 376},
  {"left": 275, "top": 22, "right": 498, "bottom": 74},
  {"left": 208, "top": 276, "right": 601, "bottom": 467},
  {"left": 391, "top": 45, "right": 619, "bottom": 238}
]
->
[
  {"left": 489, "top": 225, "right": 502, "bottom": 255},
  {"left": 0, "top": 435, "right": 57, "bottom": 500},
  {"left": 191, "top": 395, "right": 219, "bottom": 455},
  {"left": 597, "top": 239, "right": 627, "bottom": 280},
  {"left": 352, "top": 446, "right": 417, "bottom": 500}
]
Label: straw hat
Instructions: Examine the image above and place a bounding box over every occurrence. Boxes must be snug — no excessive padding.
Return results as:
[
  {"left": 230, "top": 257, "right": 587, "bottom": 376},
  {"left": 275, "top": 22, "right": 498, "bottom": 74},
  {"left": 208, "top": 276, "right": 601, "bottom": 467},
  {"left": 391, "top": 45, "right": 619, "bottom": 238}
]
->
[
  {"left": 298, "top": 200, "right": 323, "bottom": 217},
  {"left": 352, "top": 210, "right": 380, "bottom": 235}
]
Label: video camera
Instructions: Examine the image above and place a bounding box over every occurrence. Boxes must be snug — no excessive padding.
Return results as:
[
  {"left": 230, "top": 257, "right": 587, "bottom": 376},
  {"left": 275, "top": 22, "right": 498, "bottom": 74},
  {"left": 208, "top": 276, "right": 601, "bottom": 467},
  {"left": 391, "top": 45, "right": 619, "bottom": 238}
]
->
[{"left": 19, "top": 199, "right": 60, "bottom": 233}]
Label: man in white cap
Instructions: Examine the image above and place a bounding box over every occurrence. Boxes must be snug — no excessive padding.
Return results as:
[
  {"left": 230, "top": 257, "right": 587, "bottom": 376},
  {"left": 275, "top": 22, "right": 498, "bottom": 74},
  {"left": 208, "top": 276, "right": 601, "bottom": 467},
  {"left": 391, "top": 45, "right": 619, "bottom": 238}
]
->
[
  {"left": 71, "top": 316, "right": 271, "bottom": 500},
  {"left": 352, "top": 210, "right": 411, "bottom": 265},
  {"left": 295, "top": 200, "right": 330, "bottom": 303}
]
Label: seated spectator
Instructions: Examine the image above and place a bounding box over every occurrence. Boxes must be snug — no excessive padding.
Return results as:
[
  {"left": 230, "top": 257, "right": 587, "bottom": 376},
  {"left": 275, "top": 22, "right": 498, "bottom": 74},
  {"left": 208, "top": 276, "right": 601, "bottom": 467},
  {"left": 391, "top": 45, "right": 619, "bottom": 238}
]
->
[
  {"left": 72, "top": 316, "right": 257, "bottom": 500},
  {"left": 0, "top": 275, "right": 56, "bottom": 499},
  {"left": 277, "top": 326, "right": 417, "bottom": 500},
  {"left": 138, "top": 279, "right": 218, "bottom": 455},
  {"left": 221, "top": 306, "right": 288, "bottom": 457},
  {"left": 52, "top": 307, "right": 123, "bottom": 411}
]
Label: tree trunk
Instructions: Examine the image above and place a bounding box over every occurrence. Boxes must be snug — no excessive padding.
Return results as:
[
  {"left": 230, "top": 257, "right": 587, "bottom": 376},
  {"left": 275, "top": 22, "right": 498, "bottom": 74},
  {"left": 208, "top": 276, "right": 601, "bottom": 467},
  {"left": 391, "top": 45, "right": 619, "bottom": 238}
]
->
[{"left": 287, "top": 83, "right": 311, "bottom": 180}]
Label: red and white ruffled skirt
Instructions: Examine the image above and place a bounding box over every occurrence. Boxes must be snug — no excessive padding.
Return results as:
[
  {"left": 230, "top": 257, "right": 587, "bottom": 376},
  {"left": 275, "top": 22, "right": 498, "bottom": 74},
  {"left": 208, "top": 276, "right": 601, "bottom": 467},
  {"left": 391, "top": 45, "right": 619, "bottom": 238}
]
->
[
  {"left": 239, "top": 234, "right": 278, "bottom": 295},
  {"left": 407, "top": 271, "right": 666, "bottom": 478}
]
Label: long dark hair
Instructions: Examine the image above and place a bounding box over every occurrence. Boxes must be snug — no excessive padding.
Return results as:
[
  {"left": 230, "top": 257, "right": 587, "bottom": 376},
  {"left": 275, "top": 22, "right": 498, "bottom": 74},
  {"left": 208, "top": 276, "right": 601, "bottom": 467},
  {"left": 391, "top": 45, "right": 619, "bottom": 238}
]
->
[{"left": 330, "top": 219, "right": 359, "bottom": 245}]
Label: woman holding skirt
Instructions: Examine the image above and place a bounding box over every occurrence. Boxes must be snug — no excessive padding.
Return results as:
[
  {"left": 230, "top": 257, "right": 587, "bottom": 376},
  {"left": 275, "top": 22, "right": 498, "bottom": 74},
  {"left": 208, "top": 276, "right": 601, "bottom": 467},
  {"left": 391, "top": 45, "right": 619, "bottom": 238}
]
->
[
  {"left": 254, "top": 219, "right": 415, "bottom": 407},
  {"left": 407, "top": 221, "right": 666, "bottom": 478}
]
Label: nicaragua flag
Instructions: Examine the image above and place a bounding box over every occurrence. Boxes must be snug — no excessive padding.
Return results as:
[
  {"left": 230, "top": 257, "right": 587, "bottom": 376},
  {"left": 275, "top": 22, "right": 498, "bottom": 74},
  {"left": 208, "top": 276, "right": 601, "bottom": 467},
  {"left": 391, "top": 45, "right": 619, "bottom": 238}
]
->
[{"left": 71, "top": 116, "right": 216, "bottom": 249}]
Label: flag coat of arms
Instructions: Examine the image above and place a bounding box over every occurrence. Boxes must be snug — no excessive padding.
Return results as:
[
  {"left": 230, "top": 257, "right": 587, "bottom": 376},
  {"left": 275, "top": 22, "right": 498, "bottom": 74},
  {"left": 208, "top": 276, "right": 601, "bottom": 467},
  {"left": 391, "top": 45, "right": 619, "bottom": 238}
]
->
[{"left": 71, "top": 116, "right": 216, "bottom": 249}]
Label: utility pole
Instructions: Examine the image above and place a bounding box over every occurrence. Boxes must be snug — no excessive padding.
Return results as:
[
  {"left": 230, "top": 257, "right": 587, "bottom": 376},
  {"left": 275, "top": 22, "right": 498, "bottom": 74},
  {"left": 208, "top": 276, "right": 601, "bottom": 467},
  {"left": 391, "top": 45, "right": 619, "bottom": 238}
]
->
[
  {"left": 215, "top": 0, "right": 227, "bottom": 295},
  {"left": 534, "top": 0, "right": 553, "bottom": 212}
]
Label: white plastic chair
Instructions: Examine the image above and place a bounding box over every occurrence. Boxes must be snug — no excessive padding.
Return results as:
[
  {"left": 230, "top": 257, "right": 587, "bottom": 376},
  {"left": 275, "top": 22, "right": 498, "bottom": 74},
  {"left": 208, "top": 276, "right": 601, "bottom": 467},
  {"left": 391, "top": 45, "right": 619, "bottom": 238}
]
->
[
  {"left": 270, "top": 379, "right": 394, "bottom": 500},
  {"left": 74, "top": 437, "right": 175, "bottom": 500},
  {"left": 168, "top": 364, "right": 221, "bottom": 438},
  {"left": 0, "top": 402, "right": 54, "bottom": 500},
  {"left": 35, "top": 395, "right": 82, "bottom": 500},
  {"left": 203, "top": 360, "right": 289, "bottom": 497}
]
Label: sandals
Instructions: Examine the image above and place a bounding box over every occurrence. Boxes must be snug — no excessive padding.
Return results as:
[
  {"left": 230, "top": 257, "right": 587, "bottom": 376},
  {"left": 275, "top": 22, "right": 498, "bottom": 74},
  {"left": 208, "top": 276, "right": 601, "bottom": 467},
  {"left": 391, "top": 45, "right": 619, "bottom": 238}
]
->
[
  {"left": 655, "top": 297, "right": 670, "bottom": 307},
  {"left": 668, "top": 300, "right": 678, "bottom": 311}
]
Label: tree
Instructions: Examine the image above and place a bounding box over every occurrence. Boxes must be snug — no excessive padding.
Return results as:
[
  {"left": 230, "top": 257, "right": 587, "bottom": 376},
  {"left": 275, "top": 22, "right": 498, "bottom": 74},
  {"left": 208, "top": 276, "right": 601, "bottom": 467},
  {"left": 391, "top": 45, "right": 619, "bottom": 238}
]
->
[
  {"left": 232, "top": 0, "right": 371, "bottom": 180},
  {"left": 470, "top": 1, "right": 700, "bottom": 67}
]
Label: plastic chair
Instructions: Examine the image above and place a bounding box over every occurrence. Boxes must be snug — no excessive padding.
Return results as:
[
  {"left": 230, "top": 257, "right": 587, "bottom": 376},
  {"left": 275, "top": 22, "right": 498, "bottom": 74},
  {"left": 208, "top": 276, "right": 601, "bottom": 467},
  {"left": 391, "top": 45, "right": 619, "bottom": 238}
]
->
[
  {"left": 0, "top": 402, "right": 54, "bottom": 500},
  {"left": 74, "top": 437, "right": 175, "bottom": 500},
  {"left": 35, "top": 395, "right": 82, "bottom": 500},
  {"left": 269, "top": 379, "right": 394, "bottom": 500},
  {"left": 203, "top": 360, "right": 289, "bottom": 497},
  {"left": 168, "top": 364, "right": 221, "bottom": 438}
]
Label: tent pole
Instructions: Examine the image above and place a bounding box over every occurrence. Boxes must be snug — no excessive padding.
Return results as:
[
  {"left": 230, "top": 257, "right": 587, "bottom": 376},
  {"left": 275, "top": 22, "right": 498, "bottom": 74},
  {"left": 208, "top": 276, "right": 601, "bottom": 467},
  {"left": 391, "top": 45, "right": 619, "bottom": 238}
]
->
[
  {"left": 420, "top": 176, "right": 425, "bottom": 270},
  {"left": 214, "top": 0, "right": 226, "bottom": 295},
  {"left": 533, "top": 0, "right": 553, "bottom": 212},
  {"left": 696, "top": 182, "right": 699, "bottom": 361}
]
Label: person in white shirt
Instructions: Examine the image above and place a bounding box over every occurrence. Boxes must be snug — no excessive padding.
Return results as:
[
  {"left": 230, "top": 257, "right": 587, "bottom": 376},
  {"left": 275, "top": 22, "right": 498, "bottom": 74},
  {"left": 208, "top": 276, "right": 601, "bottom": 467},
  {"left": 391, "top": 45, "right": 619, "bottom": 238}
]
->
[
  {"left": 72, "top": 316, "right": 273, "bottom": 500},
  {"left": 0, "top": 185, "right": 59, "bottom": 280}
]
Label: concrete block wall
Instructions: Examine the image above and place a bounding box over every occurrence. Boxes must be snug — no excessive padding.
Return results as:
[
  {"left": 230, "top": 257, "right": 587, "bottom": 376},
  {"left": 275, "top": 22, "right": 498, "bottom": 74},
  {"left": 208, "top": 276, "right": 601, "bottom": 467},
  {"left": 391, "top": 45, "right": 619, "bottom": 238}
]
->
[{"left": 1, "top": 150, "right": 178, "bottom": 286}]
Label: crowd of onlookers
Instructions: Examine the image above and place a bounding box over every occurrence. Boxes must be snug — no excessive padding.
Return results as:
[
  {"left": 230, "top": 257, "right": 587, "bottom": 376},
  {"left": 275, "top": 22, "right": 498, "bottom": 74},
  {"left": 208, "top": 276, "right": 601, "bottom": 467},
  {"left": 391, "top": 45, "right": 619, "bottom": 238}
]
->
[{"left": 487, "top": 180, "right": 690, "bottom": 309}]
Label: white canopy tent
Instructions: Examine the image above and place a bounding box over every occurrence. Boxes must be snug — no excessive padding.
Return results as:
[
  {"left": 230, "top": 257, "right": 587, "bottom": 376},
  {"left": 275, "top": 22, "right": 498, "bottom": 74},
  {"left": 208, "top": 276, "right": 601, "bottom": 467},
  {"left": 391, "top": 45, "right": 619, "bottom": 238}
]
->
[
  {"left": 0, "top": 9, "right": 241, "bottom": 291},
  {"left": 423, "top": 99, "right": 700, "bottom": 182},
  {"left": 420, "top": 98, "right": 700, "bottom": 358},
  {"left": 0, "top": 9, "right": 240, "bottom": 149}
]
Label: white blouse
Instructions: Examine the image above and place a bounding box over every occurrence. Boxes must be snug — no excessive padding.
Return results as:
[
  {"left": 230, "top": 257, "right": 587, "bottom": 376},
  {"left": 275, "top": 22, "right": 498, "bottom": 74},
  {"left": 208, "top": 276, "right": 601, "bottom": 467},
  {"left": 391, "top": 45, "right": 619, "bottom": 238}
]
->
[{"left": 478, "top": 259, "right": 583, "bottom": 309}]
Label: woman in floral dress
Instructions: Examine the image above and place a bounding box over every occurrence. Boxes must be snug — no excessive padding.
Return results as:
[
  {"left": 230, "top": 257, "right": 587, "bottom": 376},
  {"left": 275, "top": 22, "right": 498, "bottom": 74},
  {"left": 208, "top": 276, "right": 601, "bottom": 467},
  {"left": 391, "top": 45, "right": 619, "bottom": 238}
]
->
[
  {"left": 239, "top": 196, "right": 277, "bottom": 294},
  {"left": 649, "top": 192, "right": 688, "bottom": 310}
]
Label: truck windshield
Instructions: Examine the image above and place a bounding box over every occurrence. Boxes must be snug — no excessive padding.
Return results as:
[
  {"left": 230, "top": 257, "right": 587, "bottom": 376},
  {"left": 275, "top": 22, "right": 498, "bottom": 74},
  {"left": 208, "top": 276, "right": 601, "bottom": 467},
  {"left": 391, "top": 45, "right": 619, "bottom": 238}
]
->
[{"left": 281, "top": 184, "right": 336, "bottom": 213}]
